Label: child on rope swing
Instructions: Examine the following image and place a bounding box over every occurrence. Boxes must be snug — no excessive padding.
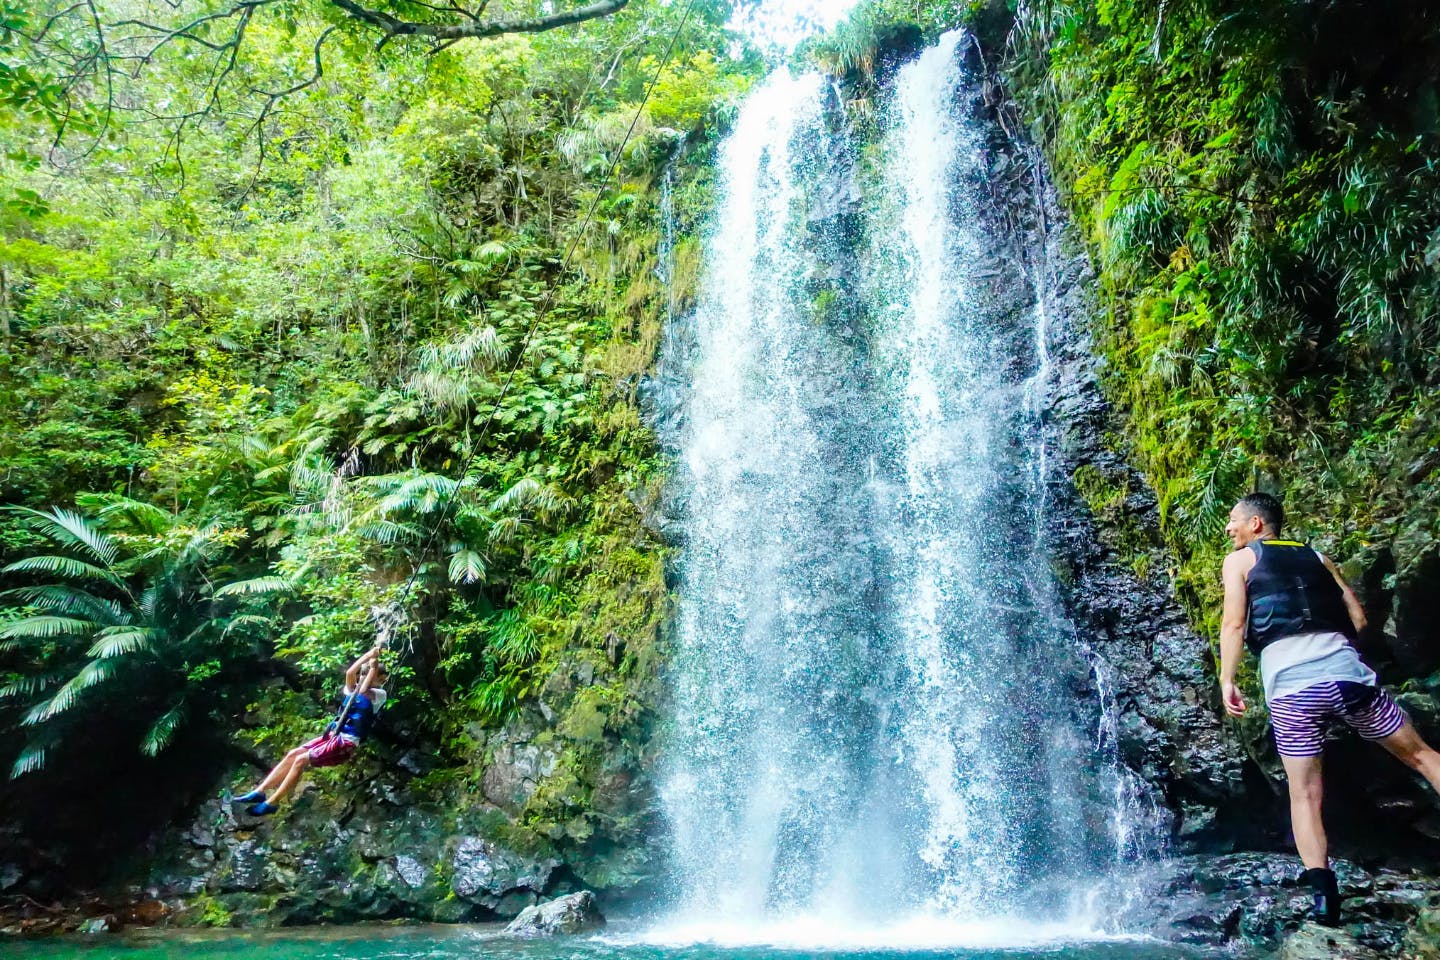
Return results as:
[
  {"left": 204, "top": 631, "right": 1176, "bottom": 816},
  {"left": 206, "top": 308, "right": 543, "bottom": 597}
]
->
[{"left": 232, "top": 644, "right": 388, "bottom": 817}]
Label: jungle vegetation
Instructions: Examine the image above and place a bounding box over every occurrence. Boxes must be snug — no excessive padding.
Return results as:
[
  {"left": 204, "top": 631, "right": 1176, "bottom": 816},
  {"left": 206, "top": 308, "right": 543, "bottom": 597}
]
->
[
  {"left": 1, "top": 0, "right": 755, "bottom": 874},
  {"left": 997, "top": 0, "right": 1440, "bottom": 702}
]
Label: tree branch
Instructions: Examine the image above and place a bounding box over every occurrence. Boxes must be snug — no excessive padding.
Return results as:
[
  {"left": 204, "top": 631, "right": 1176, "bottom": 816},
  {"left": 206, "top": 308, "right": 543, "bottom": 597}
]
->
[{"left": 325, "top": 0, "right": 629, "bottom": 43}]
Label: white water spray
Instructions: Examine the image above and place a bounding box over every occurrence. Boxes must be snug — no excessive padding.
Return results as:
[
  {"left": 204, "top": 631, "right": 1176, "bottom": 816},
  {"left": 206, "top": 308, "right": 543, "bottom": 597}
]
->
[{"left": 652, "top": 34, "right": 1160, "bottom": 947}]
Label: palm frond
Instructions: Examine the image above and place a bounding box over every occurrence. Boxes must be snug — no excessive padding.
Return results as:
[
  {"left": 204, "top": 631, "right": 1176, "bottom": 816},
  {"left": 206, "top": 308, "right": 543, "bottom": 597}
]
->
[
  {"left": 139, "top": 585, "right": 160, "bottom": 622},
  {"left": 6, "top": 507, "right": 117, "bottom": 566},
  {"left": 489, "top": 515, "right": 525, "bottom": 544},
  {"left": 140, "top": 704, "right": 187, "bottom": 757},
  {"left": 1, "top": 585, "right": 129, "bottom": 623},
  {"left": 222, "top": 614, "right": 275, "bottom": 638},
  {"left": 175, "top": 520, "right": 228, "bottom": 569},
  {"left": 0, "top": 671, "right": 65, "bottom": 699},
  {"left": 448, "top": 549, "right": 487, "bottom": 585},
  {"left": 491, "top": 477, "right": 542, "bottom": 514},
  {"left": 2, "top": 554, "right": 126, "bottom": 588},
  {"left": 0, "top": 616, "right": 98, "bottom": 640},
  {"left": 353, "top": 520, "right": 422, "bottom": 545},
  {"left": 377, "top": 473, "right": 459, "bottom": 516},
  {"left": 10, "top": 742, "right": 47, "bottom": 778},
  {"left": 87, "top": 625, "right": 160, "bottom": 658},
  {"left": 83, "top": 494, "right": 175, "bottom": 535},
  {"left": 488, "top": 478, "right": 571, "bottom": 519},
  {"left": 25, "top": 659, "right": 116, "bottom": 723},
  {"left": 215, "top": 576, "right": 293, "bottom": 597}
]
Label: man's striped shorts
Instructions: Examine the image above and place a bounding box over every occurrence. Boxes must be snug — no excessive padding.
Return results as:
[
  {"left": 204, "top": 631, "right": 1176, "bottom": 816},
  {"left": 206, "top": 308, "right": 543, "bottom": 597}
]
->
[{"left": 1268, "top": 680, "right": 1407, "bottom": 758}]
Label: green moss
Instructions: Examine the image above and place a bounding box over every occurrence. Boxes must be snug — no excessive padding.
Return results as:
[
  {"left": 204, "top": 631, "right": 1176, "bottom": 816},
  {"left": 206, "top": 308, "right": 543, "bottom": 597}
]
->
[
  {"left": 184, "top": 893, "right": 235, "bottom": 929},
  {"left": 982, "top": 0, "right": 1440, "bottom": 670}
]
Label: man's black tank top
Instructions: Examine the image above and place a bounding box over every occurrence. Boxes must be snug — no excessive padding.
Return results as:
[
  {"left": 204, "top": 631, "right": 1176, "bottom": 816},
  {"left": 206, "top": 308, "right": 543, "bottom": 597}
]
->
[{"left": 1245, "top": 539, "right": 1354, "bottom": 655}]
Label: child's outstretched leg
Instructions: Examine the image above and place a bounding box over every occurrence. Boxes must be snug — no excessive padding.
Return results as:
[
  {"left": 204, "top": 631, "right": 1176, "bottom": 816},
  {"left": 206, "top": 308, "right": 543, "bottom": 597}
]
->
[
  {"left": 248, "top": 751, "right": 311, "bottom": 815},
  {"left": 235, "top": 746, "right": 307, "bottom": 805}
]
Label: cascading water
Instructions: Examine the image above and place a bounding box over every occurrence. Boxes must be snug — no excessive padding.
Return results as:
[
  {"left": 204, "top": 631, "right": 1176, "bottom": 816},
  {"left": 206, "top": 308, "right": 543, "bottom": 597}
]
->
[{"left": 652, "top": 33, "right": 1160, "bottom": 946}]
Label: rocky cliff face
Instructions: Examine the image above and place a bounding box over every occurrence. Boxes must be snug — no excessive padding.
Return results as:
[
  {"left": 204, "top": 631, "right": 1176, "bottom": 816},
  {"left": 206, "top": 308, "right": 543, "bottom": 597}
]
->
[
  {"left": 959, "top": 19, "right": 1440, "bottom": 953},
  {"left": 129, "top": 709, "right": 605, "bottom": 927}
]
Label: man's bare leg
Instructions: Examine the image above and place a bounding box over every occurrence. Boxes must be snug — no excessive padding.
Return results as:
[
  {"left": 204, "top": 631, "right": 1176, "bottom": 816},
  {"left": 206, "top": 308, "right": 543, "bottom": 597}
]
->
[
  {"left": 1378, "top": 721, "right": 1440, "bottom": 793},
  {"left": 1281, "top": 753, "right": 1327, "bottom": 869}
]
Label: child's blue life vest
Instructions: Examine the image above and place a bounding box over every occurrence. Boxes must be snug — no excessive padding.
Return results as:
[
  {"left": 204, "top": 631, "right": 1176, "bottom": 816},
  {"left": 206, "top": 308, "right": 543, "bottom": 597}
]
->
[{"left": 336, "top": 691, "right": 378, "bottom": 741}]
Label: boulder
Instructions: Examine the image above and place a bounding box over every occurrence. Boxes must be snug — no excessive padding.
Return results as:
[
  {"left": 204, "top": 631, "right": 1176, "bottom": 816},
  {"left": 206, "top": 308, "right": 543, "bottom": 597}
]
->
[
  {"left": 1279, "top": 923, "right": 1381, "bottom": 959},
  {"left": 505, "top": 891, "right": 605, "bottom": 937},
  {"left": 447, "top": 836, "right": 556, "bottom": 910},
  {"left": 76, "top": 915, "right": 120, "bottom": 934},
  {"left": 1142, "top": 853, "right": 1437, "bottom": 952}
]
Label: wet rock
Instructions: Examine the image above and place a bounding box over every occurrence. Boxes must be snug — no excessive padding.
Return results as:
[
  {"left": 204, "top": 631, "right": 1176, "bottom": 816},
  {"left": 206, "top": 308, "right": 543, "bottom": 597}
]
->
[
  {"left": 394, "top": 854, "right": 428, "bottom": 889},
  {"left": 505, "top": 890, "right": 605, "bottom": 937},
  {"left": 1143, "top": 853, "right": 1439, "bottom": 951},
  {"left": 483, "top": 715, "right": 558, "bottom": 812},
  {"left": 450, "top": 837, "right": 497, "bottom": 900},
  {"left": 76, "top": 914, "right": 120, "bottom": 933},
  {"left": 217, "top": 838, "right": 266, "bottom": 893},
  {"left": 1279, "top": 923, "right": 1381, "bottom": 959},
  {"left": 448, "top": 836, "right": 556, "bottom": 911},
  {"left": 1161, "top": 893, "right": 1240, "bottom": 943}
]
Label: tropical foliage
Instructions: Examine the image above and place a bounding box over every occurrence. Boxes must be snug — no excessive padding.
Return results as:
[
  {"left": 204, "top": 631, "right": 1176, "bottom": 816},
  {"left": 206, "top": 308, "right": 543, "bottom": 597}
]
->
[
  {"left": 0, "top": 499, "right": 282, "bottom": 778},
  {"left": 0, "top": 0, "right": 753, "bottom": 873},
  {"left": 997, "top": 0, "right": 1440, "bottom": 652}
]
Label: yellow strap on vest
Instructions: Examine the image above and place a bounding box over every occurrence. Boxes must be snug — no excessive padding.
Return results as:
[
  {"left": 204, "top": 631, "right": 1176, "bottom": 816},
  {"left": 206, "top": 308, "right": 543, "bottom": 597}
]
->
[{"left": 1261, "top": 539, "right": 1306, "bottom": 547}]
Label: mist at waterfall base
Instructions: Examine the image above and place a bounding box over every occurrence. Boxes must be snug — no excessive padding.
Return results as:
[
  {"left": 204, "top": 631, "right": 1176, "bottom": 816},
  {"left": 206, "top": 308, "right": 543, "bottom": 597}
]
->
[{"left": 648, "top": 33, "right": 1165, "bottom": 949}]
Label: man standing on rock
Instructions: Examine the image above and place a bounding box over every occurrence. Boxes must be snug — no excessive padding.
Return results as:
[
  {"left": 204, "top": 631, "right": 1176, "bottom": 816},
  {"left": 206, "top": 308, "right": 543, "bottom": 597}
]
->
[{"left": 1220, "top": 492, "right": 1440, "bottom": 926}]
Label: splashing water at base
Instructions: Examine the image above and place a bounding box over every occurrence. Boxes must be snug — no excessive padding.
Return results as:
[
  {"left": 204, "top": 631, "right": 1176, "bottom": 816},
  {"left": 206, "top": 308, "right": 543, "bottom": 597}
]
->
[{"left": 651, "top": 31, "right": 1163, "bottom": 945}]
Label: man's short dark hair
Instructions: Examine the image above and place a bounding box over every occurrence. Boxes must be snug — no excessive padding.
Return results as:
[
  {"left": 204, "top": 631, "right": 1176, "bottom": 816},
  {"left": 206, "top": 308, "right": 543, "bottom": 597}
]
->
[{"left": 1237, "top": 492, "right": 1284, "bottom": 532}]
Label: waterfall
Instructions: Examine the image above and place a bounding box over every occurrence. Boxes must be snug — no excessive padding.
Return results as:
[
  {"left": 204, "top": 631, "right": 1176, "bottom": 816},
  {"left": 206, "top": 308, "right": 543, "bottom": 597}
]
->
[{"left": 652, "top": 34, "right": 1159, "bottom": 946}]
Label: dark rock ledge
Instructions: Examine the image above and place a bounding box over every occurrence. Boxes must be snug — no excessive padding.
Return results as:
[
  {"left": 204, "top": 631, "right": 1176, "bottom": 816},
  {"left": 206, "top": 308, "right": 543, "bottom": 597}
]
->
[{"left": 1140, "top": 853, "right": 1440, "bottom": 954}]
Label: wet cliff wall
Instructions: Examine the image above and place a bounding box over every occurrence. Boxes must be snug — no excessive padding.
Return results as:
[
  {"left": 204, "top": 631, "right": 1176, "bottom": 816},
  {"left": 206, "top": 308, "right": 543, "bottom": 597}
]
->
[{"left": 973, "top": 0, "right": 1440, "bottom": 861}]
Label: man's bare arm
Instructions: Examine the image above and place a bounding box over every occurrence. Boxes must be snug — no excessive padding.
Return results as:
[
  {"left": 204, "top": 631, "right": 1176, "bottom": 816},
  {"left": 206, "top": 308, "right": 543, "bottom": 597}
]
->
[
  {"left": 1320, "top": 554, "right": 1368, "bottom": 635},
  {"left": 1219, "top": 550, "right": 1253, "bottom": 717}
]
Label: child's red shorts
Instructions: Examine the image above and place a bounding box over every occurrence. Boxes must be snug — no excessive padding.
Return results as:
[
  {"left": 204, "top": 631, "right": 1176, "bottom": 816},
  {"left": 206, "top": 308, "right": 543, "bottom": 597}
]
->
[{"left": 303, "top": 733, "right": 358, "bottom": 767}]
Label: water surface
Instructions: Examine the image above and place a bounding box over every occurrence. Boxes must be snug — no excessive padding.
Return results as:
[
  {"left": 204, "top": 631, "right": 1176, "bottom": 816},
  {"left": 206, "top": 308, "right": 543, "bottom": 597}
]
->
[{"left": 4, "top": 926, "right": 1222, "bottom": 960}]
